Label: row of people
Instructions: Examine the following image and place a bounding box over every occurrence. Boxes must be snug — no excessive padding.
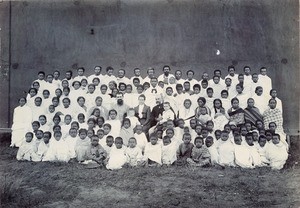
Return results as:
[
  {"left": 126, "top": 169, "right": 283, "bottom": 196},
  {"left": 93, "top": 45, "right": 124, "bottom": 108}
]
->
[{"left": 17, "top": 121, "right": 288, "bottom": 170}]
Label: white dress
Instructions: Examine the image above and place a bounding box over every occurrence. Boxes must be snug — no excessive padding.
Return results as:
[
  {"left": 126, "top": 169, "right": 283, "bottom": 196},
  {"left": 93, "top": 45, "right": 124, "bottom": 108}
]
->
[
  {"left": 11, "top": 105, "right": 33, "bottom": 147},
  {"left": 106, "top": 146, "right": 127, "bottom": 170}
]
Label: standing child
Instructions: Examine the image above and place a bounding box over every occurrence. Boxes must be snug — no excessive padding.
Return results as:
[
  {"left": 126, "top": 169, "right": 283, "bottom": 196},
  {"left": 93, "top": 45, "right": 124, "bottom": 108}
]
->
[
  {"left": 106, "top": 137, "right": 127, "bottom": 170},
  {"left": 187, "top": 137, "right": 211, "bottom": 167},
  {"left": 176, "top": 133, "right": 194, "bottom": 166},
  {"left": 125, "top": 137, "right": 145, "bottom": 167}
]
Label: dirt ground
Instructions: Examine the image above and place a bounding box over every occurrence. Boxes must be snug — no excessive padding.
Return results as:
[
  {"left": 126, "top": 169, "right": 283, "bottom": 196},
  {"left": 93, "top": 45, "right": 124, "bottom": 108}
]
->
[{"left": 0, "top": 134, "right": 299, "bottom": 208}]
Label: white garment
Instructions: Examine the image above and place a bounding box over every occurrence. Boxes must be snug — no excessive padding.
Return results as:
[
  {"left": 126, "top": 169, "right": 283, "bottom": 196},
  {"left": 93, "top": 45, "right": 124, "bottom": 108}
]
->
[
  {"left": 234, "top": 144, "right": 253, "bottom": 168},
  {"left": 106, "top": 146, "right": 127, "bottom": 170},
  {"left": 218, "top": 140, "right": 235, "bottom": 166},
  {"left": 266, "top": 142, "right": 288, "bottom": 170},
  {"left": 144, "top": 142, "right": 162, "bottom": 165},
  {"left": 134, "top": 132, "right": 148, "bottom": 152},
  {"left": 43, "top": 139, "right": 70, "bottom": 162},
  {"left": 125, "top": 146, "right": 144, "bottom": 166},
  {"left": 161, "top": 142, "right": 177, "bottom": 165}
]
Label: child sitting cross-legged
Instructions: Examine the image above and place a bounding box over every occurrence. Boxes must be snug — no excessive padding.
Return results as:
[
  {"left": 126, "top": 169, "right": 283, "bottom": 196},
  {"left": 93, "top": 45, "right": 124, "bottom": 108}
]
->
[
  {"left": 161, "top": 136, "right": 177, "bottom": 166},
  {"left": 125, "top": 137, "right": 145, "bottom": 167},
  {"left": 16, "top": 132, "right": 38, "bottom": 161},
  {"left": 187, "top": 137, "right": 211, "bottom": 167},
  {"left": 144, "top": 133, "right": 162, "bottom": 167},
  {"left": 106, "top": 137, "right": 127, "bottom": 170},
  {"left": 176, "top": 133, "right": 194, "bottom": 166},
  {"left": 83, "top": 135, "right": 107, "bottom": 168}
]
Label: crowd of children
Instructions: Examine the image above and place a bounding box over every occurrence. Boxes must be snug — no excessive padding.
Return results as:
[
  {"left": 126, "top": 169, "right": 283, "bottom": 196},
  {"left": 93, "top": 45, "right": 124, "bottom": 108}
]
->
[{"left": 12, "top": 65, "right": 288, "bottom": 170}]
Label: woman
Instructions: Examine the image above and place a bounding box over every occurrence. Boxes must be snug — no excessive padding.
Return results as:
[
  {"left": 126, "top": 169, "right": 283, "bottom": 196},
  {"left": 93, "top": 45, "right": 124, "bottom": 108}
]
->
[
  {"left": 244, "top": 98, "right": 263, "bottom": 126},
  {"left": 11, "top": 97, "right": 32, "bottom": 147},
  {"left": 228, "top": 97, "right": 245, "bottom": 127}
]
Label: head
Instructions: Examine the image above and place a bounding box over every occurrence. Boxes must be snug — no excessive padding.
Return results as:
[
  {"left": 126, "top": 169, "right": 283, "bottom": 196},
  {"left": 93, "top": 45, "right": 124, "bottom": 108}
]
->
[
  {"left": 162, "top": 65, "right": 171, "bottom": 76},
  {"left": 69, "top": 128, "right": 78, "bottom": 138},
  {"left": 43, "top": 131, "right": 51, "bottom": 144},
  {"left": 79, "top": 128, "right": 88, "bottom": 140},
  {"left": 245, "top": 133, "right": 254, "bottom": 146},
  {"left": 109, "top": 109, "right": 118, "bottom": 120},
  {"left": 182, "top": 133, "right": 192, "bottom": 144},
  {"left": 183, "top": 99, "right": 192, "bottom": 109},
  {"left": 122, "top": 118, "right": 131, "bottom": 129},
  {"left": 106, "top": 136, "right": 114, "bottom": 147},
  {"left": 231, "top": 98, "right": 239, "bottom": 109},
  {"left": 34, "top": 97, "right": 42, "bottom": 107},
  {"left": 234, "top": 133, "right": 242, "bottom": 145},
  {"left": 268, "top": 99, "right": 277, "bottom": 109},
  {"left": 54, "top": 131, "right": 62, "bottom": 141},
  {"left": 39, "top": 115, "right": 47, "bottom": 125},
  {"left": 162, "top": 136, "right": 171, "bottom": 146},
  {"left": 272, "top": 134, "right": 281, "bottom": 145},
  {"left": 205, "top": 136, "right": 214, "bottom": 147},
  {"left": 149, "top": 134, "right": 158, "bottom": 145},
  {"left": 25, "top": 132, "right": 34, "bottom": 143},
  {"left": 258, "top": 135, "right": 267, "bottom": 147},
  {"left": 91, "top": 135, "right": 100, "bottom": 147},
  {"left": 35, "top": 130, "right": 44, "bottom": 140},
  {"left": 194, "top": 137, "right": 204, "bottom": 148},
  {"left": 128, "top": 137, "right": 137, "bottom": 148},
  {"left": 220, "top": 131, "right": 229, "bottom": 141}
]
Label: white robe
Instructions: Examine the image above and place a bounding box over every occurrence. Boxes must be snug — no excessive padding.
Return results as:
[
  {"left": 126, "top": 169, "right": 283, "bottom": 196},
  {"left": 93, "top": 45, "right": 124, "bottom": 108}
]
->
[
  {"left": 266, "top": 142, "right": 288, "bottom": 170},
  {"left": 207, "top": 144, "right": 219, "bottom": 165},
  {"left": 43, "top": 139, "right": 70, "bottom": 162},
  {"left": 234, "top": 144, "right": 253, "bottom": 168},
  {"left": 161, "top": 142, "right": 177, "bottom": 165},
  {"left": 144, "top": 142, "right": 162, "bottom": 165},
  {"left": 106, "top": 146, "right": 127, "bottom": 170},
  {"left": 16, "top": 141, "right": 37, "bottom": 161},
  {"left": 11, "top": 105, "right": 33, "bottom": 147},
  {"left": 218, "top": 140, "right": 235, "bottom": 166},
  {"left": 125, "top": 146, "right": 144, "bottom": 166}
]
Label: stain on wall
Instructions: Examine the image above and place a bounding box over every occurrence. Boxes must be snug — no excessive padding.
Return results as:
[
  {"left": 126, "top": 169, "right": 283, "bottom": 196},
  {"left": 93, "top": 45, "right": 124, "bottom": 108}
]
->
[{"left": 1, "top": 0, "right": 299, "bottom": 131}]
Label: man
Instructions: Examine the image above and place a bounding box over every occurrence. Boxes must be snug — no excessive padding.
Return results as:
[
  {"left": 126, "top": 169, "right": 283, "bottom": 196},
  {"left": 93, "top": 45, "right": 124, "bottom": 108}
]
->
[
  {"left": 143, "top": 67, "right": 155, "bottom": 84},
  {"left": 158, "top": 65, "right": 175, "bottom": 85},
  {"left": 150, "top": 95, "right": 164, "bottom": 127},
  {"left": 110, "top": 92, "right": 129, "bottom": 121},
  {"left": 88, "top": 66, "right": 103, "bottom": 83},
  {"left": 116, "top": 69, "right": 130, "bottom": 85},
  {"left": 134, "top": 94, "right": 151, "bottom": 132}
]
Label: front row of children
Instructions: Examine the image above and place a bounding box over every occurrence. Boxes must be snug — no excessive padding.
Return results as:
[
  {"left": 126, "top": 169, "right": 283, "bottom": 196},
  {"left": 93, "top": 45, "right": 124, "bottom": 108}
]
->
[{"left": 16, "top": 124, "right": 288, "bottom": 170}]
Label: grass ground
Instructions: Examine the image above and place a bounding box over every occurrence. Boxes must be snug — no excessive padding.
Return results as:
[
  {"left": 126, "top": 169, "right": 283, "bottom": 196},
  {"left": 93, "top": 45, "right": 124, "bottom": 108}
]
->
[{"left": 0, "top": 133, "right": 299, "bottom": 208}]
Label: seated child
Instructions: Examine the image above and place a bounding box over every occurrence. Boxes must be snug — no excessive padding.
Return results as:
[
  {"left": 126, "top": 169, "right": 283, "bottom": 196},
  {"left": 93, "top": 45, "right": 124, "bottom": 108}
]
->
[
  {"left": 217, "top": 131, "right": 235, "bottom": 167},
  {"left": 266, "top": 133, "right": 288, "bottom": 170},
  {"left": 97, "top": 129, "right": 106, "bottom": 147},
  {"left": 257, "top": 135, "right": 270, "bottom": 167},
  {"left": 64, "top": 128, "right": 78, "bottom": 159},
  {"left": 39, "top": 115, "right": 50, "bottom": 132},
  {"left": 233, "top": 133, "right": 253, "bottom": 169},
  {"left": 198, "top": 107, "right": 212, "bottom": 125},
  {"left": 161, "top": 136, "right": 177, "bottom": 166},
  {"left": 144, "top": 133, "right": 162, "bottom": 166},
  {"left": 205, "top": 136, "right": 219, "bottom": 165},
  {"left": 34, "top": 130, "right": 44, "bottom": 152},
  {"left": 106, "top": 109, "right": 121, "bottom": 138},
  {"left": 176, "top": 133, "right": 194, "bottom": 166},
  {"left": 126, "top": 108, "right": 140, "bottom": 127},
  {"left": 106, "top": 137, "right": 127, "bottom": 170},
  {"left": 245, "top": 132, "right": 261, "bottom": 167},
  {"left": 125, "top": 137, "right": 145, "bottom": 167},
  {"left": 84, "top": 135, "right": 107, "bottom": 167},
  {"left": 187, "top": 137, "right": 211, "bottom": 167},
  {"left": 43, "top": 131, "right": 70, "bottom": 162},
  {"left": 74, "top": 128, "right": 91, "bottom": 162},
  {"left": 35, "top": 131, "right": 51, "bottom": 161},
  {"left": 102, "top": 135, "right": 114, "bottom": 159},
  {"left": 16, "top": 132, "right": 37, "bottom": 161},
  {"left": 134, "top": 125, "right": 148, "bottom": 153}
]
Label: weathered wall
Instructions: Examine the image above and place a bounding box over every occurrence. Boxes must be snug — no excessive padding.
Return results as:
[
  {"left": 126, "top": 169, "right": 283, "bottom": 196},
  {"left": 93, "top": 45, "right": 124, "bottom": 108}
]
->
[
  {"left": 0, "top": 1, "right": 10, "bottom": 128},
  {"left": 2, "top": 0, "right": 300, "bottom": 131}
]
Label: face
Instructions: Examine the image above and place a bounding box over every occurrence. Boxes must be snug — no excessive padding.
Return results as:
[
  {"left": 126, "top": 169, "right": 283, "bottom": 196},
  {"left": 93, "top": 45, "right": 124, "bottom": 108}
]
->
[
  {"left": 256, "top": 88, "right": 263, "bottom": 96},
  {"left": 190, "top": 119, "right": 197, "bottom": 129},
  {"left": 269, "top": 100, "right": 277, "bottom": 109},
  {"left": 29, "top": 89, "right": 37, "bottom": 97},
  {"left": 200, "top": 107, "right": 207, "bottom": 115},
  {"left": 36, "top": 131, "right": 44, "bottom": 139},
  {"left": 260, "top": 68, "right": 267, "bottom": 75},
  {"left": 97, "top": 130, "right": 104, "bottom": 138},
  {"left": 163, "top": 67, "right": 170, "bottom": 75},
  {"left": 236, "top": 85, "right": 243, "bottom": 93},
  {"left": 107, "top": 69, "right": 114, "bottom": 76},
  {"left": 123, "top": 120, "right": 130, "bottom": 129},
  {"left": 88, "top": 85, "right": 95, "bottom": 93},
  {"left": 232, "top": 100, "right": 239, "bottom": 109},
  {"left": 91, "top": 138, "right": 99, "bottom": 146},
  {"left": 94, "top": 67, "right": 101, "bottom": 75},
  {"left": 95, "top": 97, "right": 102, "bottom": 106},
  {"left": 38, "top": 73, "right": 45, "bottom": 80},
  {"left": 183, "top": 100, "right": 191, "bottom": 109},
  {"left": 175, "top": 70, "right": 182, "bottom": 80},
  {"left": 246, "top": 136, "right": 254, "bottom": 145},
  {"left": 205, "top": 138, "right": 213, "bottom": 147},
  {"left": 213, "top": 76, "right": 220, "bottom": 84},
  {"left": 79, "top": 132, "right": 87, "bottom": 140},
  {"left": 183, "top": 135, "right": 191, "bottom": 144},
  {"left": 228, "top": 68, "right": 235, "bottom": 76},
  {"left": 62, "top": 80, "right": 69, "bottom": 88},
  {"left": 66, "top": 72, "right": 72, "bottom": 79},
  {"left": 163, "top": 103, "right": 170, "bottom": 111},
  {"left": 184, "top": 82, "right": 190, "bottom": 90},
  {"left": 88, "top": 121, "right": 95, "bottom": 128},
  {"left": 103, "top": 126, "right": 111, "bottom": 134},
  {"left": 166, "top": 130, "right": 174, "bottom": 138},
  {"left": 166, "top": 88, "right": 173, "bottom": 96},
  {"left": 115, "top": 140, "right": 123, "bottom": 149},
  {"left": 138, "top": 96, "right": 145, "bottom": 105},
  {"left": 150, "top": 137, "right": 158, "bottom": 145},
  {"left": 241, "top": 127, "right": 248, "bottom": 136},
  {"left": 252, "top": 74, "right": 258, "bottom": 83},
  {"left": 214, "top": 100, "right": 221, "bottom": 108},
  {"left": 253, "top": 132, "right": 259, "bottom": 141},
  {"left": 225, "top": 78, "right": 231, "bottom": 86},
  {"left": 101, "top": 86, "right": 108, "bottom": 94},
  {"left": 39, "top": 117, "right": 46, "bottom": 125},
  {"left": 247, "top": 99, "right": 255, "bottom": 108},
  {"left": 195, "top": 139, "right": 203, "bottom": 148},
  {"left": 54, "top": 71, "right": 60, "bottom": 79},
  {"left": 126, "top": 85, "right": 132, "bottom": 93},
  {"left": 25, "top": 133, "right": 33, "bottom": 142},
  {"left": 201, "top": 130, "right": 208, "bottom": 138},
  {"left": 150, "top": 79, "right": 158, "bottom": 87},
  {"left": 269, "top": 123, "right": 276, "bottom": 131},
  {"left": 55, "top": 89, "right": 62, "bottom": 97},
  {"left": 106, "top": 138, "right": 114, "bottom": 147},
  {"left": 128, "top": 139, "right": 136, "bottom": 148},
  {"left": 77, "top": 68, "right": 84, "bottom": 76},
  {"left": 81, "top": 79, "right": 87, "bottom": 87},
  {"left": 271, "top": 90, "right": 277, "bottom": 98},
  {"left": 215, "top": 131, "right": 221, "bottom": 139},
  {"left": 202, "top": 72, "right": 209, "bottom": 80},
  {"left": 19, "top": 98, "right": 26, "bottom": 106},
  {"left": 63, "top": 99, "right": 70, "bottom": 108},
  {"left": 118, "top": 70, "right": 125, "bottom": 78},
  {"left": 35, "top": 98, "right": 42, "bottom": 107},
  {"left": 73, "top": 82, "right": 81, "bottom": 90},
  {"left": 163, "top": 138, "right": 171, "bottom": 146},
  {"left": 221, "top": 133, "right": 229, "bottom": 141},
  {"left": 69, "top": 129, "right": 77, "bottom": 137},
  {"left": 134, "top": 69, "right": 141, "bottom": 76},
  {"left": 234, "top": 135, "right": 242, "bottom": 145},
  {"left": 147, "top": 69, "right": 154, "bottom": 77},
  {"left": 32, "top": 123, "right": 39, "bottom": 131},
  {"left": 259, "top": 138, "right": 267, "bottom": 147},
  {"left": 87, "top": 130, "right": 94, "bottom": 138},
  {"left": 187, "top": 71, "right": 194, "bottom": 80},
  {"left": 54, "top": 132, "right": 62, "bottom": 141},
  {"left": 244, "top": 67, "right": 251, "bottom": 75},
  {"left": 238, "top": 75, "right": 244, "bottom": 83},
  {"left": 78, "top": 98, "right": 85, "bottom": 107},
  {"left": 46, "top": 75, "right": 53, "bottom": 83}
]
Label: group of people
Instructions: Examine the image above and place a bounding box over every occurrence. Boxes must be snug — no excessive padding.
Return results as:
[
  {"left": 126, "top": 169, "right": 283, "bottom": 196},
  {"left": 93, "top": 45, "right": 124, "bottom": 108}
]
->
[{"left": 12, "top": 65, "right": 288, "bottom": 170}]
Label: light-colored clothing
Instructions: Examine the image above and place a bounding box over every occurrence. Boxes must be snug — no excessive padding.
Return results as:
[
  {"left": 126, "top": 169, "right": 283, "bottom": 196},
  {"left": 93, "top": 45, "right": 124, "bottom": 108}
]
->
[
  {"left": 266, "top": 142, "right": 288, "bottom": 170},
  {"left": 106, "top": 146, "right": 127, "bottom": 170},
  {"left": 74, "top": 137, "right": 91, "bottom": 162},
  {"left": 119, "top": 126, "right": 134, "bottom": 147},
  {"left": 234, "top": 144, "right": 253, "bottom": 168},
  {"left": 144, "top": 142, "right": 162, "bottom": 165},
  {"left": 161, "top": 142, "right": 177, "bottom": 165},
  {"left": 43, "top": 139, "right": 70, "bottom": 162},
  {"left": 218, "top": 140, "right": 235, "bottom": 167},
  {"left": 16, "top": 141, "right": 37, "bottom": 161},
  {"left": 125, "top": 146, "right": 144, "bottom": 167}
]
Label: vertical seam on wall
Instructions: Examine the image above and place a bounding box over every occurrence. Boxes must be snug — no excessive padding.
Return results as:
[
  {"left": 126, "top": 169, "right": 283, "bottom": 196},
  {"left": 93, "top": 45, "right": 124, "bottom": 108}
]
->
[{"left": 8, "top": 1, "right": 11, "bottom": 127}]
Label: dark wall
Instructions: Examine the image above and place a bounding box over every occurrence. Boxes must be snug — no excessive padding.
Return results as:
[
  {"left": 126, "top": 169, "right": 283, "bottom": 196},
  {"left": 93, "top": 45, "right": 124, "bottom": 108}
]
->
[{"left": 3, "top": 0, "right": 300, "bottom": 132}]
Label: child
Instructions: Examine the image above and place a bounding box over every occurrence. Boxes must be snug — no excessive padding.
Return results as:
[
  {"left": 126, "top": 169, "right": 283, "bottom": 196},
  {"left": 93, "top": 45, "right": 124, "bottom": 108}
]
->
[
  {"left": 205, "top": 136, "right": 219, "bottom": 165},
  {"left": 106, "top": 109, "right": 121, "bottom": 138},
  {"left": 245, "top": 132, "right": 261, "bottom": 167},
  {"left": 125, "top": 137, "right": 145, "bottom": 167},
  {"left": 161, "top": 136, "right": 177, "bottom": 166},
  {"left": 64, "top": 128, "right": 78, "bottom": 159},
  {"left": 134, "top": 125, "right": 148, "bottom": 153},
  {"left": 61, "top": 114, "right": 72, "bottom": 138},
  {"left": 35, "top": 131, "right": 51, "bottom": 161},
  {"left": 106, "top": 137, "right": 127, "bottom": 170},
  {"left": 187, "top": 137, "right": 211, "bottom": 167},
  {"left": 34, "top": 130, "right": 44, "bottom": 151},
  {"left": 119, "top": 118, "right": 134, "bottom": 146},
  {"left": 97, "top": 129, "right": 106, "bottom": 147},
  {"left": 102, "top": 135, "right": 114, "bottom": 158},
  {"left": 126, "top": 108, "right": 140, "bottom": 127},
  {"left": 85, "top": 135, "right": 107, "bottom": 167},
  {"left": 144, "top": 134, "right": 162, "bottom": 166},
  {"left": 38, "top": 115, "right": 50, "bottom": 132},
  {"left": 74, "top": 129, "right": 91, "bottom": 162},
  {"left": 257, "top": 135, "right": 270, "bottom": 167},
  {"left": 233, "top": 133, "right": 253, "bottom": 168},
  {"left": 217, "top": 131, "right": 235, "bottom": 167},
  {"left": 43, "top": 131, "right": 70, "bottom": 162},
  {"left": 198, "top": 107, "right": 212, "bottom": 125},
  {"left": 266, "top": 133, "right": 288, "bottom": 170},
  {"left": 176, "top": 133, "right": 194, "bottom": 166},
  {"left": 16, "top": 132, "right": 37, "bottom": 161}
]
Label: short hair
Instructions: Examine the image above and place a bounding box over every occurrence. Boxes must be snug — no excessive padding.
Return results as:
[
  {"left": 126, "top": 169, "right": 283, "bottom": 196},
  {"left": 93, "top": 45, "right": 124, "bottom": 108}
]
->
[
  {"left": 94, "top": 66, "right": 102, "bottom": 70},
  {"left": 78, "top": 128, "right": 88, "bottom": 134},
  {"left": 186, "top": 70, "right": 194, "bottom": 75},
  {"left": 26, "top": 132, "right": 34, "bottom": 138},
  {"left": 39, "top": 115, "right": 46, "bottom": 120},
  {"left": 231, "top": 97, "right": 239, "bottom": 104},
  {"left": 115, "top": 137, "right": 123, "bottom": 144},
  {"left": 197, "top": 97, "right": 206, "bottom": 104},
  {"left": 273, "top": 133, "right": 280, "bottom": 139},
  {"left": 166, "top": 128, "right": 174, "bottom": 134},
  {"left": 72, "top": 81, "right": 81, "bottom": 87},
  {"left": 106, "top": 66, "right": 114, "bottom": 72},
  {"left": 128, "top": 137, "right": 136, "bottom": 143},
  {"left": 103, "top": 123, "right": 112, "bottom": 129},
  {"left": 54, "top": 131, "right": 62, "bottom": 136},
  {"left": 228, "top": 65, "right": 235, "bottom": 71},
  {"left": 194, "top": 137, "right": 204, "bottom": 144},
  {"left": 106, "top": 135, "right": 114, "bottom": 141},
  {"left": 138, "top": 94, "right": 146, "bottom": 100},
  {"left": 193, "top": 84, "right": 201, "bottom": 90},
  {"left": 38, "top": 71, "right": 45, "bottom": 76},
  {"left": 77, "top": 67, "right": 85, "bottom": 72},
  {"left": 44, "top": 131, "right": 52, "bottom": 138}
]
